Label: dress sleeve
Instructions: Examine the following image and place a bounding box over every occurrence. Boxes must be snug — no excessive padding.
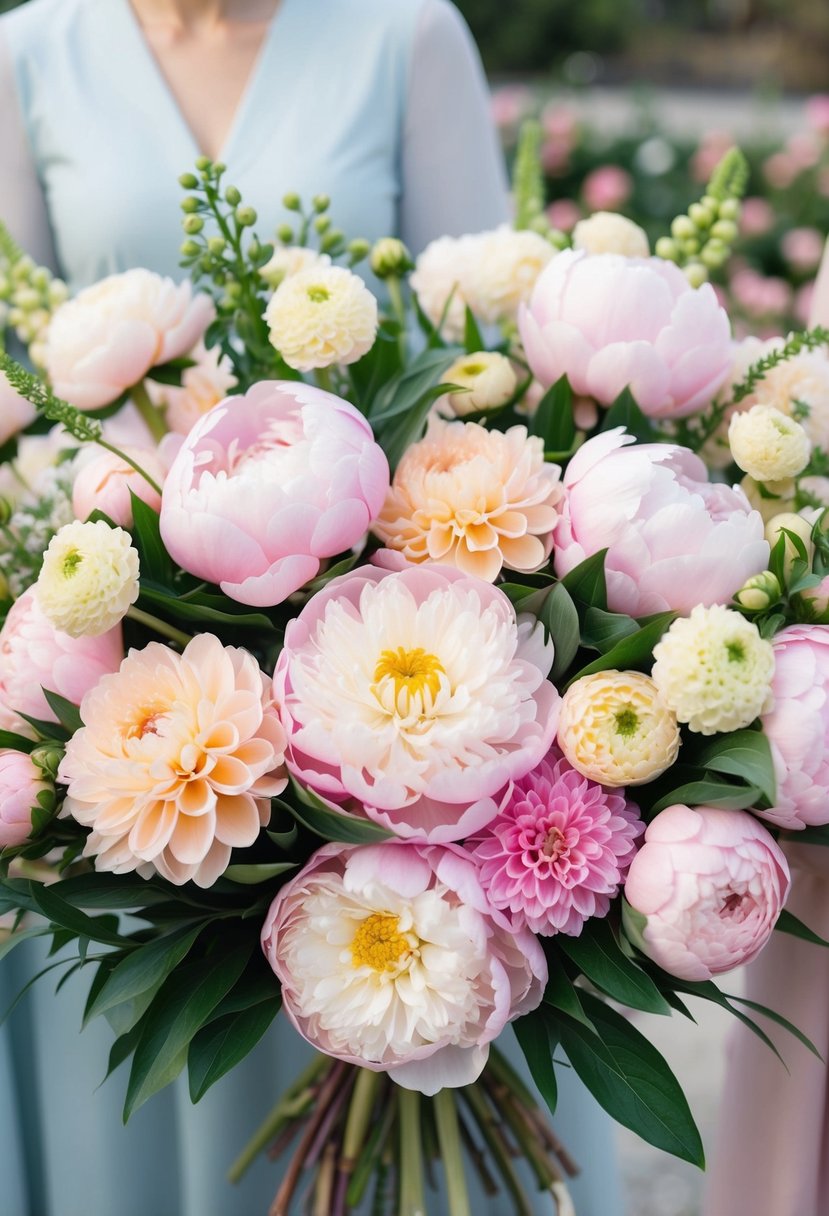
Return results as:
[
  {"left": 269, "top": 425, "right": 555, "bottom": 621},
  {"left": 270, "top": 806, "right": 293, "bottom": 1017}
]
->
[
  {"left": 0, "top": 25, "right": 59, "bottom": 272},
  {"left": 810, "top": 238, "right": 829, "bottom": 327},
  {"left": 399, "top": 0, "right": 511, "bottom": 255}
]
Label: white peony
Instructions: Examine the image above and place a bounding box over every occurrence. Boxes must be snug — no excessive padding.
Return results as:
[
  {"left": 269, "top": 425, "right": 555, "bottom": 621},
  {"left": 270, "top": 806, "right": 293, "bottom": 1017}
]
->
[
  {"left": 572, "top": 211, "right": 650, "bottom": 258},
  {"left": 265, "top": 265, "right": 378, "bottom": 371},
  {"left": 36, "top": 520, "right": 139, "bottom": 637},
  {"left": 728, "top": 404, "right": 811, "bottom": 482}
]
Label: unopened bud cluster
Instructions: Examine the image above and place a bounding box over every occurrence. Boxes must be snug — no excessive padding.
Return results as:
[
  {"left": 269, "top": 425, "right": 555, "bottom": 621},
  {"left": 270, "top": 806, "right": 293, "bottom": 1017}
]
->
[
  {"left": 0, "top": 238, "right": 68, "bottom": 367},
  {"left": 656, "top": 194, "right": 741, "bottom": 286}
]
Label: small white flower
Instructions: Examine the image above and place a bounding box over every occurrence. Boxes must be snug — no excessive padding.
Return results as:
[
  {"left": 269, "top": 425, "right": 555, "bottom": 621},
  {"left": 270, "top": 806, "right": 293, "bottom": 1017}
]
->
[
  {"left": 265, "top": 265, "right": 378, "bottom": 372},
  {"left": 652, "top": 605, "right": 775, "bottom": 735},
  {"left": 36, "top": 520, "right": 139, "bottom": 637},
  {"left": 572, "top": 212, "right": 650, "bottom": 258},
  {"left": 729, "top": 404, "right": 812, "bottom": 482},
  {"left": 436, "top": 351, "right": 517, "bottom": 417}
]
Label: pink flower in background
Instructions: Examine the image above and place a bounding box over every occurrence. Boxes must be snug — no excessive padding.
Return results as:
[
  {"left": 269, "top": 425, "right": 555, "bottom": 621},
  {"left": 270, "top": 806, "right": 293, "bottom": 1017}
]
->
[
  {"left": 541, "top": 138, "right": 571, "bottom": 175},
  {"left": 692, "top": 131, "right": 734, "bottom": 183},
  {"left": 490, "top": 84, "right": 532, "bottom": 131},
  {"left": 72, "top": 445, "right": 165, "bottom": 527},
  {"left": 763, "top": 152, "right": 800, "bottom": 192},
  {"left": 806, "top": 94, "right": 829, "bottom": 135},
  {"left": 545, "top": 199, "right": 581, "bottom": 233},
  {"left": 0, "top": 587, "right": 123, "bottom": 737},
  {"left": 0, "top": 751, "right": 51, "bottom": 848},
  {"left": 739, "top": 197, "right": 775, "bottom": 238},
  {"left": 160, "top": 380, "right": 389, "bottom": 606},
  {"left": 781, "top": 227, "right": 824, "bottom": 274},
  {"left": 467, "top": 749, "right": 642, "bottom": 936},
  {"left": 786, "top": 132, "right": 822, "bottom": 171},
  {"left": 274, "top": 561, "right": 559, "bottom": 842},
  {"left": 44, "top": 269, "right": 214, "bottom": 410},
  {"left": 755, "top": 625, "right": 829, "bottom": 830},
  {"left": 541, "top": 103, "right": 578, "bottom": 142},
  {"left": 794, "top": 282, "right": 816, "bottom": 327},
  {"left": 554, "top": 428, "right": 769, "bottom": 616},
  {"left": 623, "top": 804, "right": 790, "bottom": 981},
  {"left": 261, "top": 840, "right": 546, "bottom": 1092},
  {"left": 729, "top": 269, "right": 792, "bottom": 320},
  {"left": 519, "top": 249, "right": 732, "bottom": 419},
  {"left": 0, "top": 372, "right": 35, "bottom": 445},
  {"left": 582, "top": 165, "right": 633, "bottom": 213}
]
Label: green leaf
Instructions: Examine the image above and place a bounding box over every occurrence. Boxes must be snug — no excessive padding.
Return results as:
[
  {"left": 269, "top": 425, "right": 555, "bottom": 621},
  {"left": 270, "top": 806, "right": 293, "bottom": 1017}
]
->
[
  {"left": 0, "top": 730, "right": 36, "bottom": 753},
  {"left": 560, "top": 550, "right": 608, "bottom": 611},
  {"left": 783, "top": 825, "right": 829, "bottom": 846},
  {"left": 124, "top": 945, "right": 252, "bottom": 1119},
  {"left": 775, "top": 907, "right": 829, "bottom": 948},
  {"left": 85, "top": 924, "right": 203, "bottom": 1024},
  {"left": 513, "top": 1009, "right": 559, "bottom": 1117},
  {"left": 568, "top": 613, "right": 675, "bottom": 686},
  {"left": 697, "top": 731, "right": 776, "bottom": 806},
  {"left": 649, "top": 780, "right": 761, "bottom": 816},
  {"left": 369, "top": 347, "right": 458, "bottom": 424},
  {"left": 188, "top": 997, "right": 281, "bottom": 1102},
  {"left": 556, "top": 992, "right": 704, "bottom": 1167},
  {"left": 0, "top": 924, "right": 50, "bottom": 962},
  {"left": 129, "top": 495, "right": 172, "bottom": 585},
  {"left": 463, "top": 306, "right": 485, "bottom": 355},
  {"left": 723, "top": 992, "right": 822, "bottom": 1060},
  {"left": 138, "top": 584, "right": 276, "bottom": 631},
  {"left": 52, "top": 873, "right": 176, "bottom": 910},
  {"left": 558, "top": 921, "right": 672, "bottom": 1015},
  {"left": 288, "top": 780, "right": 394, "bottom": 844},
  {"left": 543, "top": 964, "right": 596, "bottom": 1031},
  {"left": 222, "top": 862, "right": 297, "bottom": 885},
  {"left": 28, "top": 883, "right": 130, "bottom": 948},
  {"left": 580, "top": 607, "right": 639, "bottom": 653},
  {"left": 529, "top": 376, "right": 575, "bottom": 455},
  {"left": 41, "top": 689, "right": 83, "bottom": 733},
  {"left": 537, "top": 583, "right": 580, "bottom": 682},
  {"left": 601, "top": 387, "right": 658, "bottom": 443}
]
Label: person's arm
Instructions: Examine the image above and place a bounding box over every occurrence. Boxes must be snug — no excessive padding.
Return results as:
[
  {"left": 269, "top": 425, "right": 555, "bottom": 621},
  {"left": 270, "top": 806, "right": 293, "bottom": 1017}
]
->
[
  {"left": 0, "top": 26, "right": 58, "bottom": 271},
  {"left": 400, "top": 0, "right": 510, "bottom": 255},
  {"left": 810, "top": 239, "right": 829, "bottom": 328}
]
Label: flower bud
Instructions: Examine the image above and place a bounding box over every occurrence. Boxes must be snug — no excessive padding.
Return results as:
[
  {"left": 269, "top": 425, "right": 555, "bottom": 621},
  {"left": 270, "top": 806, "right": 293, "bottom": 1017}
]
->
[
  {"left": 688, "top": 202, "right": 714, "bottom": 229},
  {"left": 30, "top": 743, "right": 64, "bottom": 783},
  {"left": 180, "top": 240, "right": 201, "bottom": 259},
  {"left": 276, "top": 224, "right": 294, "bottom": 244},
  {"left": 711, "top": 219, "right": 738, "bottom": 244},
  {"left": 0, "top": 751, "right": 52, "bottom": 847},
  {"left": 282, "top": 192, "right": 301, "bottom": 211},
  {"left": 247, "top": 238, "right": 261, "bottom": 260},
  {"left": 700, "top": 239, "right": 728, "bottom": 270},
  {"left": 312, "top": 194, "right": 330, "bottom": 213},
  {"left": 684, "top": 262, "right": 708, "bottom": 288},
  {"left": 313, "top": 215, "right": 331, "bottom": 234},
  {"left": 178, "top": 172, "right": 199, "bottom": 189},
  {"left": 207, "top": 236, "right": 227, "bottom": 256},
  {"left": 733, "top": 570, "right": 782, "bottom": 612},
  {"left": 765, "top": 511, "right": 815, "bottom": 577},
  {"left": 347, "top": 238, "right": 371, "bottom": 262},
  {"left": 655, "top": 236, "right": 679, "bottom": 261},
  {"left": 369, "top": 237, "right": 414, "bottom": 280},
  {"left": 225, "top": 185, "right": 242, "bottom": 207},
  {"left": 320, "top": 228, "right": 344, "bottom": 253},
  {"left": 0, "top": 497, "right": 12, "bottom": 526},
  {"left": 213, "top": 161, "right": 226, "bottom": 177},
  {"left": 671, "top": 215, "right": 696, "bottom": 240},
  {"left": 719, "top": 198, "right": 741, "bottom": 222},
  {"left": 194, "top": 155, "right": 212, "bottom": 171},
  {"left": 235, "top": 205, "right": 257, "bottom": 227},
  {"left": 729, "top": 405, "right": 811, "bottom": 482},
  {"left": 183, "top": 215, "right": 204, "bottom": 235},
  {"left": 180, "top": 196, "right": 200, "bottom": 213},
  {"left": 436, "top": 351, "right": 517, "bottom": 417}
]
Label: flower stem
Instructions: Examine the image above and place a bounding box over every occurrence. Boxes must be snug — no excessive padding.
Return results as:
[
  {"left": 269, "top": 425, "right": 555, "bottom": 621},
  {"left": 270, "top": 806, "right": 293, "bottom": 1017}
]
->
[
  {"left": 126, "top": 606, "right": 191, "bottom": 648},
  {"left": 95, "top": 439, "right": 163, "bottom": 496},
  {"left": 341, "top": 1067, "right": 380, "bottom": 1168},
  {"left": 227, "top": 1054, "right": 331, "bottom": 1183},
  {"left": 433, "top": 1090, "right": 471, "bottom": 1216},
  {"left": 130, "top": 379, "right": 168, "bottom": 442},
  {"left": 460, "top": 1085, "right": 533, "bottom": 1216},
  {"left": 386, "top": 276, "right": 408, "bottom": 360},
  {"left": 398, "top": 1088, "right": 426, "bottom": 1216},
  {"left": 314, "top": 366, "right": 334, "bottom": 394}
]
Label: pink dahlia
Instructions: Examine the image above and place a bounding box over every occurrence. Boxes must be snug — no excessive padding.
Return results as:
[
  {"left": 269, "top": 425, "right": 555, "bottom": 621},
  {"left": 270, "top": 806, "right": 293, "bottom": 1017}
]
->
[{"left": 467, "top": 750, "right": 642, "bottom": 935}]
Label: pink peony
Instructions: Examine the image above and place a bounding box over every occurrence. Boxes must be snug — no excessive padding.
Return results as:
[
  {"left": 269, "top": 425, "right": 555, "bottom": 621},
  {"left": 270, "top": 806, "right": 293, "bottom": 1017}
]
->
[
  {"left": 261, "top": 840, "right": 546, "bottom": 1092},
  {"left": 274, "top": 560, "right": 560, "bottom": 842},
  {"left": 72, "top": 445, "right": 165, "bottom": 527},
  {"left": 0, "top": 587, "right": 123, "bottom": 737},
  {"left": 545, "top": 199, "right": 581, "bottom": 234},
  {"left": 755, "top": 625, "right": 829, "bottom": 830},
  {"left": 0, "top": 750, "right": 50, "bottom": 848},
  {"left": 44, "top": 269, "right": 214, "bottom": 410},
  {"left": 739, "top": 197, "right": 775, "bottom": 239},
  {"left": 519, "top": 249, "right": 732, "bottom": 420},
  {"left": 159, "top": 380, "right": 389, "bottom": 607},
  {"left": 554, "top": 428, "right": 769, "bottom": 616},
  {"left": 806, "top": 94, "right": 829, "bottom": 135},
  {"left": 781, "top": 226, "right": 824, "bottom": 274},
  {"left": 467, "top": 749, "right": 643, "bottom": 935},
  {"left": 582, "top": 165, "right": 633, "bottom": 213},
  {"left": 623, "top": 803, "right": 790, "bottom": 981},
  {"left": 0, "top": 372, "right": 36, "bottom": 445}
]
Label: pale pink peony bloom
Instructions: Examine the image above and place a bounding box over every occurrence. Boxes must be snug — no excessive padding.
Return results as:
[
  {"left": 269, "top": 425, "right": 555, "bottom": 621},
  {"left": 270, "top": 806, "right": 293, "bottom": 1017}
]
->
[
  {"left": 159, "top": 380, "right": 389, "bottom": 607},
  {"left": 467, "top": 749, "right": 642, "bottom": 935},
  {"left": 0, "top": 587, "right": 123, "bottom": 737},
  {"left": 729, "top": 269, "right": 792, "bottom": 320},
  {"left": 261, "top": 840, "right": 546, "bottom": 1092},
  {"left": 781, "top": 227, "right": 824, "bottom": 273},
  {"left": 59, "top": 634, "right": 288, "bottom": 887},
  {"left": 739, "top": 197, "right": 775, "bottom": 238},
  {"left": 623, "top": 803, "right": 790, "bottom": 981},
  {"left": 373, "top": 418, "right": 563, "bottom": 582},
  {"left": 553, "top": 428, "right": 769, "bottom": 616},
  {"left": 755, "top": 625, "right": 829, "bottom": 830},
  {"left": 151, "top": 340, "right": 238, "bottom": 436},
  {"left": 519, "top": 249, "right": 732, "bottom": 420},
  {"left": 72, "top": 445, "right": 165, "bottom": 527},
  {"left": 806, "top": 94, "right": 829, "bottom": 135},
  {"left": 44, "top": 269, "right": 214, "bottom": 410},
  {"left": 0, "top": 751, "right": 50, "bottom": 848},
  {"left": 0, "top": 372, "right": 36, "bottom": 445},
  {"left": 582, "top": 165, "right": 633, "bottom": 212},
  {"left": 274, "top": 561, "right": 560, "bottom": 842}
]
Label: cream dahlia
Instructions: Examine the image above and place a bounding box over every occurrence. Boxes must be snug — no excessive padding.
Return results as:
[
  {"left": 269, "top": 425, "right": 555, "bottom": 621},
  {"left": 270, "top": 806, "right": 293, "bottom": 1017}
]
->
[
  {"left": 264, "top": 265, "right": 378, "bottom": 371},
  {"left": 728, "top": 404, "right": 811, "bottom": 483},
  {"left": 373, "top": 418, "right": 563, "bottom": 581},
  {"left": 36, "top": 520, "right": 140, "bottom": 638},
  {"left": 59, "top": 634, "right": 288, "bottom": 887}
]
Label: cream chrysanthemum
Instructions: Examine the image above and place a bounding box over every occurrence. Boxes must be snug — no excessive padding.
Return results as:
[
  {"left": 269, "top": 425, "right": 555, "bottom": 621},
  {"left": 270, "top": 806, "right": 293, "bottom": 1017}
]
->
[
  {"left": 58, "top": 634, "right": 288, "bottom": 887},
  {"left": 651, "top": 605, "right": 774, "bottom": 735},
  {"left": 373, "top": 418, "right": 563, "bottom": 581},
  {"left": 572, "top": 212, "right": 650, "bottom": 258},
  {"left": 36, "top": 520, "right": 139, "bottom": 637},
  {"left": 265, "top": 265, "right": 378, "bottom": 371},
  {"left": 436, "top": 352, "right": 517, "bottom": 417},
  {"left": 729, "top": 405, "right": 811, "bottom": 482},
  {"left": 557, "top": 671, "right": 680, "bottom": 787}
]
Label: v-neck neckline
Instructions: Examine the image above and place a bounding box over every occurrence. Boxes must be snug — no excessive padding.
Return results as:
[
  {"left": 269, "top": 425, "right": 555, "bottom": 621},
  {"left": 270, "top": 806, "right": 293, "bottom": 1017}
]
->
[{"left": 117, "top": 0, "right": 290, "bottom": 164}]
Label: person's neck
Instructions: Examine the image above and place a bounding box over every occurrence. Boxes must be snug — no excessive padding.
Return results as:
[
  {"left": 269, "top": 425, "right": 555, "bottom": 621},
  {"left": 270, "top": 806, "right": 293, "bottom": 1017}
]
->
[{"left": 129, "top": 0, "right": 277, "bottom": 31}]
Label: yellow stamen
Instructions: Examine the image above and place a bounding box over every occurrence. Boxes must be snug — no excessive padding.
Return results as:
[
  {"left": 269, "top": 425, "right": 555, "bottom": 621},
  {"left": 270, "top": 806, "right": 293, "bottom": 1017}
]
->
[
  {"left": 351, "top": 913, "right": 410, "bottom": 971},
  {"left": 373, "top": 647, "right": 445, "bottom": 708}
]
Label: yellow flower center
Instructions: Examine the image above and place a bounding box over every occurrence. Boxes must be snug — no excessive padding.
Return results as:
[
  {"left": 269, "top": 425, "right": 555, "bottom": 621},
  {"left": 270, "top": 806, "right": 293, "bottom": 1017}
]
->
[
  {"left": 62, "top": 548, "right": 82, "bottom": 577},
  {"left": 373, "top": 647, "right": 445, "bottom": 708},
  {"left": 351, "top": 913, "right": 411, "bottom": 971},
  {"left": 461, "top": 361, "right": 485, "bottom": 376},
  {"left": 307, "top": 285, "right": 331, "bottom": 303},
  {"left": 614, "top": 706, "right": 639, "bottom": 738}
]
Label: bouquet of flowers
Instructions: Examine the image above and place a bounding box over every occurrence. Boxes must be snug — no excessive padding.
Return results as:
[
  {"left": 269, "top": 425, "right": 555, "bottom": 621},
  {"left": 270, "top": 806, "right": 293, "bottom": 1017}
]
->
[{"left": 2, "top": 133, "right": 829, "bottom": 1215}]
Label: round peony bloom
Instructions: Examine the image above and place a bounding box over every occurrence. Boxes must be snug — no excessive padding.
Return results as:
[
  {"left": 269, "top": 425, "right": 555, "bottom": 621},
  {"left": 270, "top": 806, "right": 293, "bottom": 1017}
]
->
[
  {"left": 623, "top": 803, "right": 790, "bottom": 981},
  {"left": 755, "top": 625, "right": 829, "bottom": 830},
  {"left": 150, "top": 340, "right": 238, "bottom": 437},
  {"left": 43, "top": 269, "right": 214, "bottom": 410},
  {"left": 467, "top": 748, "right": 643, "bottom": 935},
  {"left": 572, "top": 212, "right": 649, "bottom": 259},
  {"left": 728, "top": 405, "right": 811, "bottom": 483},
  {"left": 519, "top": 249, "right": 732, "bottom": 420},
  {"left": 159, "top": 381, "right": 389, "bottom": 607},
  {"left": 72, "top": 445, "right": 165, "bottom": 527},
  {"left": 652, "top": 605, "right": 775, "bottom": 735},
  {"left": 372, "top": 417, "right": 563, "bottom": 582},
  {"left": 554, "top": 428, "right": 769, "bottom": 616},
  {"left": 59, "top": 634, "right": 288, "bottom": 887},
  {"left": 261, "top": 840, "right": 546, "bottom": 1092},
  {"left": 0, "top": 587, "right": 123, "bottom": 737},
  {"left": 264, "top": 264, "right": 378, "bottom": 372},
  {"left": 557, "top": 670, "right": 680, "bottom": 788},
  {"left": 0, "top": 750, "right": 51, "bottom": 848},
  {"left": 436, "top": 351, "right": 517, "bottom": 418},
  {"left": 36, "top": 519, "right": 139, "bottom": 637},
  {"left": 274, "top": 561, "right": 560, "bottom": 842},
  {"left": 0, "top": 371, "right": 36, "bottom": 445}
]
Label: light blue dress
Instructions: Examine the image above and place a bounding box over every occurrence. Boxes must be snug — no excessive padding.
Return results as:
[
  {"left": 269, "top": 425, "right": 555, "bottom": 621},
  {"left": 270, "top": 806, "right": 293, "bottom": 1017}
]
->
[{"left": 0, "top": 1, "right": 623, "bottom": 1212}]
